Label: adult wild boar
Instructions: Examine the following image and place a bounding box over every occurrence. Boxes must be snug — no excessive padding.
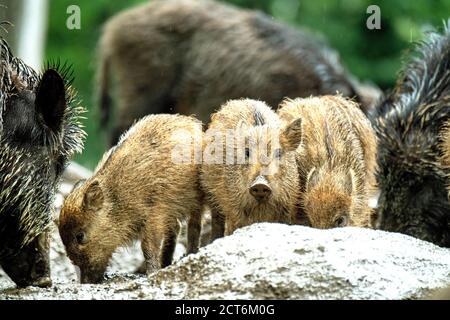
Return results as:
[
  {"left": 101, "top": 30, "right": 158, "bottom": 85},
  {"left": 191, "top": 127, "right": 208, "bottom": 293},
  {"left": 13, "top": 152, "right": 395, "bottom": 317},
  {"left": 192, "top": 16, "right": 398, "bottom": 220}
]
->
[
  {"left": 0, "top": 37, "right": 85, "bottom": 287},
  {"left": 98, "top": 0, "right": 377, "bottom": 146}
]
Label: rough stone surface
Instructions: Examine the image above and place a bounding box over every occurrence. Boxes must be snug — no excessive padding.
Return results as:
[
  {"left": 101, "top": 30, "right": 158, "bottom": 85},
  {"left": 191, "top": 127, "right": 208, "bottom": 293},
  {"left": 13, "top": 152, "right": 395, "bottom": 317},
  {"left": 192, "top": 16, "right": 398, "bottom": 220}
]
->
[{"left": 1, "top": 223, "right": 449, "bottom": 300}]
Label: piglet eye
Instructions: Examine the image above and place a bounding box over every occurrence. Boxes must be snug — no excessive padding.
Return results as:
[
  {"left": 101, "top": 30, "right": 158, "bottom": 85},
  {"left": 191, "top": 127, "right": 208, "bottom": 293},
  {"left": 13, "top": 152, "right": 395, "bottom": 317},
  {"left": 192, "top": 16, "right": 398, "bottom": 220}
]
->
[
  {"left": 274, "top": 148, "right": 282, "bottom": 160},
  {"left": 75, "top": 232, "right": 87, "bottom": 245},
  {"left": 244, "top": 148, "right": 251, "bottom": 159},
  {"left": 334, "top": 215, "right": 348, "bottom": 228}
]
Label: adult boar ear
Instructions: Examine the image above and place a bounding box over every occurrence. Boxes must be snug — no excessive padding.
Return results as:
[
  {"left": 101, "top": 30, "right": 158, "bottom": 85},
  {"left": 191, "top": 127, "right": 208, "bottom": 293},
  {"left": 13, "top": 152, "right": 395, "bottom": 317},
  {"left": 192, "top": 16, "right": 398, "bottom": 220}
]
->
[
  {"left": 83, "top": 180, "right": 104, "bottom": 211},
  {"left": 35, "top": 69, "right": 66, "bottom": 132},
  {"left": 281, "top": 118, "right": 302, "bottom": 152},
  {"left": 306, "top": 167, "right": 319, "bottom": 192}
]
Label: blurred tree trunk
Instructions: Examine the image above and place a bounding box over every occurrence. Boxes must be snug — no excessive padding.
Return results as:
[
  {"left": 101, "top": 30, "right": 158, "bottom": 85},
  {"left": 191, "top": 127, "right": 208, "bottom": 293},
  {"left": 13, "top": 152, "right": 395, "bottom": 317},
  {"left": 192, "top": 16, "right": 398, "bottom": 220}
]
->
[
  {"left": 0, "top": 0, "right": 48, "bottom": 69},
  {"left": 16, "top": 0, "right": 48, "bottom": 69}
]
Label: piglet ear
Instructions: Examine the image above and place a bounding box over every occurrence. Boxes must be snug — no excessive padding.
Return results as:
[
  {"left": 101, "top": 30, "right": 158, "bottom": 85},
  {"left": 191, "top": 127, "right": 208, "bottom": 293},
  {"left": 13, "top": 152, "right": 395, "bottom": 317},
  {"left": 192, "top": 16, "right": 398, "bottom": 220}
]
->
[
  {"left": 281, "top": 118, "right": 302, "bottom": 152},
  {"left": 344, "top": 169, "right": 356, "bottom": 195},
  {"left": 83, "top": 180, "right": 104, "bottom": 211},
  {"left": 35, "top": 69, "right": 66, "bottom": 132},
  {"left": 305, "top": 167, "right": 319, "bottom": 192},
  {"left": 72, "top": 179, "right": 87, "bottom": 193}
]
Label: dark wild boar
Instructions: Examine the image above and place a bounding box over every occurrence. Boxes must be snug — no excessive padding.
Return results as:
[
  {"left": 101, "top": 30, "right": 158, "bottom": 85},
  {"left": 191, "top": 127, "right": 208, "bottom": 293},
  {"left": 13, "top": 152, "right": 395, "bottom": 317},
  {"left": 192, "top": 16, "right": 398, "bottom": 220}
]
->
[
  {"left": 97, "top": 0, "right": 377, "bottom": 146},
  {"left": 371, "top": 21, "right": 450, "bottom": 247},
  {"left": 0, "top": 37, "right": 85, "bottom": 287}
]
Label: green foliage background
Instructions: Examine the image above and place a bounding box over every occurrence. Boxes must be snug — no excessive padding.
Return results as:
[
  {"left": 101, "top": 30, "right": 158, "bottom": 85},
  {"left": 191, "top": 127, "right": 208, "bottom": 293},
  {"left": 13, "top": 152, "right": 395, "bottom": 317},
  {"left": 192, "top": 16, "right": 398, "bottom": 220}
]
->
[{"left": 46, "top": 0, "right": 450, "bottom": 169}]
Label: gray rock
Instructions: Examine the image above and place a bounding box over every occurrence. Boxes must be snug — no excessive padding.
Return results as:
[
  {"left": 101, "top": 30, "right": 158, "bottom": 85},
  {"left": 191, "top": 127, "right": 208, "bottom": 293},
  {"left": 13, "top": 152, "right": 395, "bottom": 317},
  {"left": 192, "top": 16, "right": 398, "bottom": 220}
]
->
[
  {"left": 1, "top": 223, "right": 449, "bottom": 299},
  {"left": 145, "top": 223, "right": 450, "bottom": 299}
]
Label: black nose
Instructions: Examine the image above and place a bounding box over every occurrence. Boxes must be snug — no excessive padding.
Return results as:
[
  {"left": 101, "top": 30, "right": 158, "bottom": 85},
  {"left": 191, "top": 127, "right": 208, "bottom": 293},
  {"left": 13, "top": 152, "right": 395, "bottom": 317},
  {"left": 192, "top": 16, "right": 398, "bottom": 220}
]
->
[{"left": 249, "top": 176, "right": 272, "bottom": 201}]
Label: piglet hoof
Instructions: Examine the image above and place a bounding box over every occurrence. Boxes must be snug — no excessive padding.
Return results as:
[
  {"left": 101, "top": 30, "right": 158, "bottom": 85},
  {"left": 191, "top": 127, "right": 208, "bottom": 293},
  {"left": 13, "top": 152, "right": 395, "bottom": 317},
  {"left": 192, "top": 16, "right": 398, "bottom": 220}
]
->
[
  {"left": 134, "top": 261, "right": 147, "bottom": 275},
  {"left": 32, "top": 276, "right": 53, "bottom": 288},
  {"left": 145, "top": 261, "right": 160, "bottom": 276}
]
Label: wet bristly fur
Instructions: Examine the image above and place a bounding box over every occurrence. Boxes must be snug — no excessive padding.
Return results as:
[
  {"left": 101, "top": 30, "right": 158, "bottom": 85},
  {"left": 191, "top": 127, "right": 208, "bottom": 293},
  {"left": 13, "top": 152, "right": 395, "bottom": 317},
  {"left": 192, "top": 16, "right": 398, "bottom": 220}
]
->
[
  {"left": 59, "top": 114, "right": 203, "bottom": 283},
  {"left": 440, "top": 122, "right": 450, "bottom": 193},
  {"left": 278, "top": 96, "right": 377, "bottom": 229},
  {"left": 97, "top": 0, "right": 377, "bottom": 146},
  {"left": 370, "top": 21, "right": 450, "bottom": 247},
  {"left": 0, "top": 36, "right": 86, "bottom": 286},
  {"left": 201, "top": 99, "right": 302, "bottom": 239}
]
